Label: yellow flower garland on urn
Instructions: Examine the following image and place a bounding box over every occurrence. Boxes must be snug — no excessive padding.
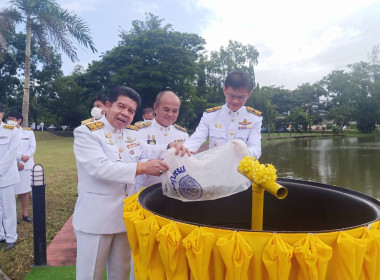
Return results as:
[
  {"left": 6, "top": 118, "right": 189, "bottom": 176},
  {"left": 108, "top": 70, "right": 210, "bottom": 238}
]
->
[{"left": 238, "top": 156, "right": 288, "bottom": 230}]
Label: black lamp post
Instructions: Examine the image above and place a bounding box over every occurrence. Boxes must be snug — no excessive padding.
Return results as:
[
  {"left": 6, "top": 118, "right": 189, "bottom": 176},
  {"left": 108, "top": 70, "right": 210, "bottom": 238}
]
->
[{"left": 31, "top": 164, "right": 48, "bottom": 266}]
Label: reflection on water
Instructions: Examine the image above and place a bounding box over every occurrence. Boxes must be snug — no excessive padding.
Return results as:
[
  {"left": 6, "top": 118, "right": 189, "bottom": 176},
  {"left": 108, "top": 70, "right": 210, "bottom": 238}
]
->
[{"left": 260, "top": 136, "right": 380, "bottom": 198}]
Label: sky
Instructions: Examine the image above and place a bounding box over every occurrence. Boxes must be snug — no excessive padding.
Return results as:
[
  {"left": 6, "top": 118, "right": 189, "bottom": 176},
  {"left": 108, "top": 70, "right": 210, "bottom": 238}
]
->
[{"left": 1, "top": 0, "right": 380, "bottom": 90}]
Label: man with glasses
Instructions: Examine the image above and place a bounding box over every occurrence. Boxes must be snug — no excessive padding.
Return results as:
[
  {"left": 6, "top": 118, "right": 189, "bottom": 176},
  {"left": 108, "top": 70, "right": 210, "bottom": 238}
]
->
[{"left": 184, "top": 70, "right": 262, "bottom": 158}]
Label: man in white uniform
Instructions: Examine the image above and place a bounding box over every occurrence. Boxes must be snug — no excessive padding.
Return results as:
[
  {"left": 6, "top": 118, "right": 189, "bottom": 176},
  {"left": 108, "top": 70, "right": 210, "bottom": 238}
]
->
[
  {"left": 0, "top": 103, "right": 20, "bottom": 251},
  {"left": 136, "top": 91, "right": 189, "bottom": 189},
  {"left": 184, "top": 70, "right": 262, "bottom": 158},
  {"left": 82, "top": 94, "right": 109, "bottom": 125},
  {"left": 133, "top": 107, "right": 154, "bottom": 126},
  {"left": 73, "top": 86, "right": 189, "bottom": 280},
  {"left": 7, "top": 111, "right": 36, "bottom": 222}
]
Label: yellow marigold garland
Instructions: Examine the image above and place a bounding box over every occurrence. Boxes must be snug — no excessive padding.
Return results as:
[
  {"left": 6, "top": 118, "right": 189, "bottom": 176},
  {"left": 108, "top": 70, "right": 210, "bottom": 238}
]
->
[{"left": 237, "top": 156, "right": 277, "bottom": 185}]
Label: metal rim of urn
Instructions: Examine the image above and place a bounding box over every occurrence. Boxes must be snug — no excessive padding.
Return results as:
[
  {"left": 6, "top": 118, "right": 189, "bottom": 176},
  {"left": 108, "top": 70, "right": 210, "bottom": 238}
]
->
[{"left": 138, "top": 178, "right": 380, "bottom": 233}]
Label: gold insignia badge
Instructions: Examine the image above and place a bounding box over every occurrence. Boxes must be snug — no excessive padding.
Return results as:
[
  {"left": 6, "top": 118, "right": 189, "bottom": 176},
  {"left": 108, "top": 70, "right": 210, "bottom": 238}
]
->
[
  {"left": 85, "top": 121, "right": 104, "bottom": 131},
  {"left": 3, "top": 125, "right": 15, "bottom": 130},
  {"left": 239, "top": 119, "right": 252, "bottom": 126},
  {"left": 246, "top": 106, "right": 262, "bottom": 116},
  {"left": 107, "top": 132, "right": 112, "bottom": 138},
  {"left": 206, "top": 106, "right": 222, "bottom": 113},
  {"left": 174, "top": 124, "right": 187, "bottom": 132}
]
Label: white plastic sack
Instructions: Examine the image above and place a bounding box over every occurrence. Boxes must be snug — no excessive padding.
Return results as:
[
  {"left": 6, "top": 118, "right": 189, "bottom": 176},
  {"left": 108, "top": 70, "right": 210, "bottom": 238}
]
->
[{"left": 161, "top": 140, "right": 252, "bottom": 201}]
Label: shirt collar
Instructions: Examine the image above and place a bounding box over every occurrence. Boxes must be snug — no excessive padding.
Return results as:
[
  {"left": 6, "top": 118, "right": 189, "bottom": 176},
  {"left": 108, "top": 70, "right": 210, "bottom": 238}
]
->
[
  {"left": 102, "top": 114, "right": 121, "bottom": 134},
  {"left": 223, "top": 104, "right": 245, "bottom": 116},
  {"left": 152, "top": 119, "right": 171, "bottom": 132}
]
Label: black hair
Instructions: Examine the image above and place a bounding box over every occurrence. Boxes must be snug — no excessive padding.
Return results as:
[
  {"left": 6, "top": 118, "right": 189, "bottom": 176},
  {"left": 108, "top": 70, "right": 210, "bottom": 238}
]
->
[
  {"left": 143, "top": 107, "right": 154, "bottom": 114},
  {"left": 7, "top": 111, "right": 23, "bottom": 123},
  {"left": 224, "top": 70, "right": 255, "bottom": 91},
  {"left": 108, "top": 86, "right": 142, "bottom": 109},
  {"left": 0, "top": 102, "right": 4, "bottom": 113},
  {"left": 93, "top": 93, "right": 108, "bottom": 105}
]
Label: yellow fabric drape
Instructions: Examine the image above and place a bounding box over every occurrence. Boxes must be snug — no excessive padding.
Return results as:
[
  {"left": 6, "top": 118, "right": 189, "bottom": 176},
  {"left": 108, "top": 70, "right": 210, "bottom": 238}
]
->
[
  {"left": 134, "top": 215, "right": 165, "bottom": 279},
  {"left": 123, "top": 195, "right": 380, "bottom": 280},
  {"left": 262, "top": 234, "right": 293, "bottom": 280},
  {"left": 156, "top": 221, "right": 189, "bottom": 280},
  {"left": 182, "top": 227, "right": 216, "bottom": 280},
  {"left": 216, "top": 231, "right": 253, "bottom": 280},
  {"left": 332, "top": 229, "right": 370, "bottom": 280},
  {"left": 292, "top": 234, "right": 332, "bottom": 280}
]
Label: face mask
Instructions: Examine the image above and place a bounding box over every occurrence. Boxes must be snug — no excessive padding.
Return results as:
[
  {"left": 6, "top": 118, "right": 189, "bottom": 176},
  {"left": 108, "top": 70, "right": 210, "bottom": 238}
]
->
[
  {"left": 7, "top": 120, "right": 18, "bottom": 126},
  {"left": 91, "top": 107, "right": 103, "bottom": 120}
]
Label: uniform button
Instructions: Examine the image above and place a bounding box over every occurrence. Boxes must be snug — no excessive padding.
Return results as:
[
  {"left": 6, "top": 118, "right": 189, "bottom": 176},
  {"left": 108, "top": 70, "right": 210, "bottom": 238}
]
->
[
  {"left": 160, "top": 127, "right": 163, "bottom": 131},
  {"left": 231, "top": 118, "right": 235, "bottom": 122},
  {"left": 230, "top": 131, "right": 235, "bottom": 135},
  {"left": 119, "top": 148, "right": 123, "bottom": 153},
  {"left": 214, "top": 142, "right": 218, "bottom": 147},
  {"left": 164, "top": 133, "right": 168, "bottom": 136}
]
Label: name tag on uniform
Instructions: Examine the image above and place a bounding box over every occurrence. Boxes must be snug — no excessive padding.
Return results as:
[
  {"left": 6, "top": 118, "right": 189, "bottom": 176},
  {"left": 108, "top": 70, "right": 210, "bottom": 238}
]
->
[
  {"left": 22, "top": 138, "right": 30, "bottom": 140},
  {"left": 147, "top": 140, "right": 156, "bottom": 145},
  {"left": 238, "top": 126, "right": 251, "bottom": 130},
  {"left": 0, "top": 136, "right": 8, "bottom": 139},
  {"left": 127, "top": 142, "right": 140, "bottom": 149},
  {"left": 174, "top": 139, "right": 185, "bottom": 143}
]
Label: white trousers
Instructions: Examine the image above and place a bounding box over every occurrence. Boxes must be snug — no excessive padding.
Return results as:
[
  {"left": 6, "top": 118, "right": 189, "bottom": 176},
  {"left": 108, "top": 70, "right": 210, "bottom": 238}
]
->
[
  {"left": 75, "top": 230, "right": 131, "bottom": 280},
  {"left": 0, "top": 185, "right": 18, "bottom": 242}
]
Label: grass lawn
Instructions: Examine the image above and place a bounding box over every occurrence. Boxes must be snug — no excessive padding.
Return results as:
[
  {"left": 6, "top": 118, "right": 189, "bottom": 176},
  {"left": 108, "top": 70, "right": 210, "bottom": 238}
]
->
[
  {"left": 0, "top": 132, "right": 77, "bottom": 280},
  {"left": 23, "top": 266, "right": 108, "bottom": 280}
]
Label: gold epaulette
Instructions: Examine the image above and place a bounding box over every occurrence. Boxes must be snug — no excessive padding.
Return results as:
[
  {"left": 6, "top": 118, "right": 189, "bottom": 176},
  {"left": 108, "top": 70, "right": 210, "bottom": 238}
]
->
[
  {"left": 23, "top": 127, "right": 32, "bottom": 131},
  {"left": 81, "top": 118, "right": 94, "bottom": 125},
  {"left": 205, "top": 106, "right": 221, "bottom": 113},
  {"left": 134, "top": 121, "right": 143, "bottom": 125},
  {"left": 135, "top": 122, "right": 151, "bottom": 129},
  {"left": 174, "top": 124, "right": 187, "bottom": 132},
  {"left": 85, "top": 121, "right": 104, "bottom": 131},
  {"left": 246, "top": 106, "right": 262, "bottom": 116},
  {"left": 126, "top": 125, "right": 139, "bottom": 131},
  {"left": 3, "top": 124, "right": 15, "bottom": 130}
]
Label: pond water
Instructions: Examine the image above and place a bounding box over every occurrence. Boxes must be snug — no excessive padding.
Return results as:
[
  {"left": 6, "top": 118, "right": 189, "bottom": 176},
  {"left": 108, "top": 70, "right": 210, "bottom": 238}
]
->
[{"left": 260, "top": 136, "right": 380, "bottom": 198}]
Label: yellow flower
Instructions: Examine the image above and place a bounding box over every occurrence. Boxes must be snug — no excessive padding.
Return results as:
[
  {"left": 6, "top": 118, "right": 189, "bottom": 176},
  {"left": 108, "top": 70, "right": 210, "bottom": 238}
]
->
[{"left": 238, "top": 156, "right": 277, "bottom": 185}]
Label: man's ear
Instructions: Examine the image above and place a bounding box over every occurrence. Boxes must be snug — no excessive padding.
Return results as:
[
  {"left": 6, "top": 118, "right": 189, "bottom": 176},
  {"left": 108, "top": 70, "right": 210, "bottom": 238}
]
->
[{"left": 105, "top": 100, "right": 111, "bottom": 109}]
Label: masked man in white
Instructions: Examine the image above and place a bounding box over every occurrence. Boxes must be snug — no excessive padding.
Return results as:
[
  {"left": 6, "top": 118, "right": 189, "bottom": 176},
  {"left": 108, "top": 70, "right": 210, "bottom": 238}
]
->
[
  {"left": 6, "top": 111, "right": 36, "bottom": 222},
  {"left": 0, "top": 103, "right": 20, "bottom": 251},
  {"left": 82, "top": 94, "right": 108, "bottom": 125}
]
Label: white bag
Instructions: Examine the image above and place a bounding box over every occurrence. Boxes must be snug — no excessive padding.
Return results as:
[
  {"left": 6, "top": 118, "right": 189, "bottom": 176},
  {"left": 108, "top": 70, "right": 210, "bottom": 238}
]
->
[{"left": 161, "top": 140, "right": 252, "bottom": 201}]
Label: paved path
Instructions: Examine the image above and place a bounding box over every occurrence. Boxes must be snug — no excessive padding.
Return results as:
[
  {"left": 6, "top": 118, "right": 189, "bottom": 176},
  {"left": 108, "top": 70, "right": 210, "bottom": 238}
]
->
[{"left": 47, "top": 215, "right": 76, "bottom": 266}]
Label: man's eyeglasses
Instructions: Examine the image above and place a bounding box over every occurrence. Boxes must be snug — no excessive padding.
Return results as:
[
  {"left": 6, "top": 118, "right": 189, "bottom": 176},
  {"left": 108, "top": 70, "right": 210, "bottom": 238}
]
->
[{"left": 226, "top": 93, "right": 249, "bottom": 101}]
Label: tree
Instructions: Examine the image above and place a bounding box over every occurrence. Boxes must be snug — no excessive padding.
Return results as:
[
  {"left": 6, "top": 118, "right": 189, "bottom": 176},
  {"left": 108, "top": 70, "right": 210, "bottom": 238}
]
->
[
  {"left": 80, "top": 13, "right": 205, "bottom": 128},
  {"left": 205, "top": 40, "right": 259, "bottom": 104},
  {"left": 0, "top": 0, "right": 96, "bottom": 126}
]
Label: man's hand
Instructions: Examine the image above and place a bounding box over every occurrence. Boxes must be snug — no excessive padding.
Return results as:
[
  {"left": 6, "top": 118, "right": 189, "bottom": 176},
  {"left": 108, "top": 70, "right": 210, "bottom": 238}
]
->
[
  {"left": 139, "top": 160, "right": 169, "bottom": 177},
  {"left": 21, "top": 154, "right": 30, "bottom": 163},
  {"left": 169, "top": 142, "right": 193, "bottom": 157},
  {"left": 17, "top": 162, "right": 24, "bottom": 171}
]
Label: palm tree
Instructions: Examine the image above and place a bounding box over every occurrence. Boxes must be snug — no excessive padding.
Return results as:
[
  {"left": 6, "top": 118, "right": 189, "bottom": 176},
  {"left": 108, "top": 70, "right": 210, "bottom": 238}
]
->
[{"left": 0, "top": 0, "right": 96, "bottom": 126}]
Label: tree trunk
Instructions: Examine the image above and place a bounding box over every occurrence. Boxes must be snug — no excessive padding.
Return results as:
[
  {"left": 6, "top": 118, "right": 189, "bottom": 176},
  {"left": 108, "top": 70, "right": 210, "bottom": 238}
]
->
[{"left": 22, "top": 19, "right": 32, "bottom": 128}]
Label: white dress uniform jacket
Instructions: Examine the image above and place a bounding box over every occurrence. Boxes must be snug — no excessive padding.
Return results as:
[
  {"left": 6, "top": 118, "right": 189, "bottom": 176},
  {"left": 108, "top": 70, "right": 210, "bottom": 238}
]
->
[
  {"left": 135, "top": 119, "right": 189, "bottom": 189},
  {"left": 184, "top": 104, "right": 263, "bottom": 158},
  {"left": 0, "top": 122, "right": 20, "bottom": 243},
  {"left": 73, "top": 116, "right": 166, "bottom": 235},
  {"left": 14, "top": 127, "right": 36, "bottom": 194},
  {"left": 17, "top": 127, "right": 36, "bottom": 170},
  {"left": 0, "top": 122, "right": 20, "bottom": 187}
]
